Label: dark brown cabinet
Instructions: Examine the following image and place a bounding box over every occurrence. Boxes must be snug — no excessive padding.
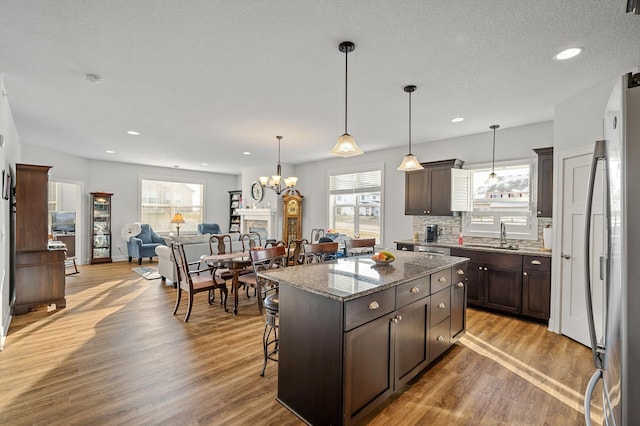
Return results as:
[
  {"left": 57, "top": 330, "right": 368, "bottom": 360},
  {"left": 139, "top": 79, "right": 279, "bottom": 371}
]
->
[
  {"left": 14, "top": 164, "right": 65, "bottom": 315},
  {"left": 522, "top": 255, "right": 552, "bottom": 320},
  {"left": 534, "top": 147, "right": 553, "bottom": 217},
  {"left": 451, "top": 264, "right": 467, "bottom": 341},
  {"left": 405, "top": 159, "right": 464, "bottom": 216},
  {"left": 451, "top": 249, "right": 522, "bottom": 315},
  {"left": 394, "top": 295, "right": 430, "bottom": 388}
]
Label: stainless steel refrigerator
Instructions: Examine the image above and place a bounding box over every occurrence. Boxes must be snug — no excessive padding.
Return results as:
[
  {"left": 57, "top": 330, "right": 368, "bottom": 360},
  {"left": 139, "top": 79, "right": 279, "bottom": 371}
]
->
[{"left": 584, "top": 72, "right": 640, "bottom": 425}]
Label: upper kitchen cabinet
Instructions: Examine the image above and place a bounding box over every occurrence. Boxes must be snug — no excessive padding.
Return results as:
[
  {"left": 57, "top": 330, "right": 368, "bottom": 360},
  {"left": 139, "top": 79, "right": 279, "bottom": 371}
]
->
[
  {"left": 405, "top": 159, "right": 464, "bottom": 216},
  {"left": 534, "top": 147, "right": 553, "bottom": 217}
]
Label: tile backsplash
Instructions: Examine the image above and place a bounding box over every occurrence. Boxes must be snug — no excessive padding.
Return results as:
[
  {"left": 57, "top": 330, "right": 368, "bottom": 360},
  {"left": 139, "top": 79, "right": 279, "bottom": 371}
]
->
[{"left": 412, "top": 215, "right": 552, "bottom": 250}]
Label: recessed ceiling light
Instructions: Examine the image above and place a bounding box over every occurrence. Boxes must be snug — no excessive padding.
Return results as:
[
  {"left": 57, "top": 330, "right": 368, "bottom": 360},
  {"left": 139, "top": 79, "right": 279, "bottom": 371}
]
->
[
  {"left": 554, "top": 47, "right": 583, "bottom": 61},
  {"left": 126, "top": 130, "right": 141, "bottom": 136},
  {"left": 242, "top": 151, "right": 251, "bottom": 155},
  {"left": 86, "top": 73, "right": 104, "bottom": 83},
  {"left": 450, "top": 117, "right": 464, "bottom": 123},
  {"left": 201, "top": 163, "right": 208, "bottom": 166},
  {"left": 105, "top": 150, "right": 115, "bottom": 154}
]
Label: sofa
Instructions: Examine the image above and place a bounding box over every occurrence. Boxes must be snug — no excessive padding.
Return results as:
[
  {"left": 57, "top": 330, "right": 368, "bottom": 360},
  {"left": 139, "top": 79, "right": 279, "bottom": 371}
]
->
[
  {"left": 127, "top": 224, "right": 166, "bottom": 265},
  {"left": 156, "top": 234, "right": 244, "bottom": 284}
]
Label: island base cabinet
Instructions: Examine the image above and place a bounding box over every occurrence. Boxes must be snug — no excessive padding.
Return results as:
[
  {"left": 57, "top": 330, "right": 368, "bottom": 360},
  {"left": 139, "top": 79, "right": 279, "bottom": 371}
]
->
[
  {"left": 344, "top": 313, "right": 394, "bottom": 424},
  {"left": 451, "top": 263, "right": 467, "bottom": 341},
  {"left": 394, "top": 297, "right": 430, "bottom": 389}
]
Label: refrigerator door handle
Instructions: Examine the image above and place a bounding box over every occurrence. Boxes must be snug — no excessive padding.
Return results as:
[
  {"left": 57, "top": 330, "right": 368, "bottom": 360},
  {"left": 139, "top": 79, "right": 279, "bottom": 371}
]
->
[
  {"left": 584, "top": 369, "right": 602, "bottom": 426},
  {"left": 584, "top": 140, "right": 607, "bottom": 370}
]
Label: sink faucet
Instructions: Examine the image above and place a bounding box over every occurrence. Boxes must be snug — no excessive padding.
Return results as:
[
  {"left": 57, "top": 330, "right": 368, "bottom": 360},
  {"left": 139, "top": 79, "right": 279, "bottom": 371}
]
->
[{"left": 500, "top": 221, "right": 507, "bottom": 247}]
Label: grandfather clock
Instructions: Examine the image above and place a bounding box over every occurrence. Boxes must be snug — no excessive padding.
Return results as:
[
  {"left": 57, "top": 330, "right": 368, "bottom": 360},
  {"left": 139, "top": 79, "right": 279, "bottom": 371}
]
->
[{"left": 282, "top": 191, "right": 303, "bottom": 245}]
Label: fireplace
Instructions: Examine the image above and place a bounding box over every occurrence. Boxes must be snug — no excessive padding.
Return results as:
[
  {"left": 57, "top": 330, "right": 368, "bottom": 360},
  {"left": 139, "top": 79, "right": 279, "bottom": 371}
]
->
[{"left": 237, "top": 208, "right": 276, "bottom": 239}]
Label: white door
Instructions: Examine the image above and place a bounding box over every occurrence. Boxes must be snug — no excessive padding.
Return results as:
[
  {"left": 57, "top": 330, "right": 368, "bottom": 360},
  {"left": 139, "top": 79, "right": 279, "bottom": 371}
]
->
[{"left": 560, "top": 151, "right": 605, "bottom": 347}]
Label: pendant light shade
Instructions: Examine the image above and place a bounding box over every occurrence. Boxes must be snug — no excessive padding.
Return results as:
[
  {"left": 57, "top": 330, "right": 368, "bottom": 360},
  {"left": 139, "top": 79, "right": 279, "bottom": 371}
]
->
[
  {"left": 330, "top": 41, "right": 363, "bottom": 157},
  {"left": 486, "top": 124, "right": 500, "bottom": 184},
  {"left": 259, "top": 136, "right": 299, "bottom": 194},
  {"left": 397, "top": 85, "right": 424, "bottom": 171}
]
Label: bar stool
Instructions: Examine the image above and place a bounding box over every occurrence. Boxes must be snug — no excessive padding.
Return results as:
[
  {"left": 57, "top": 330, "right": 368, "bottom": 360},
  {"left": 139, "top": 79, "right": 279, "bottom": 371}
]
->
[{"left": 261, "top": 291, "right": 279, "bottom": 376}]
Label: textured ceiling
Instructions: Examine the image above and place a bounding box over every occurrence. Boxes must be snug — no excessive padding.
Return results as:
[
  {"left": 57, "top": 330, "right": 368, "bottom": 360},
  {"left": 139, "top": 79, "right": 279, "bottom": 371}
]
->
[{"left": 1, "top": 1, "right": 639, "bottom": 174}]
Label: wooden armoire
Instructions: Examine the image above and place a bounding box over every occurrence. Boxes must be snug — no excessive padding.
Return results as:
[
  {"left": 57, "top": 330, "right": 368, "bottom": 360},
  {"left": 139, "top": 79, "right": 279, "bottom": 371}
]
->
[{"left": 14, "top": 164, "right": 65, "bottom": 314}]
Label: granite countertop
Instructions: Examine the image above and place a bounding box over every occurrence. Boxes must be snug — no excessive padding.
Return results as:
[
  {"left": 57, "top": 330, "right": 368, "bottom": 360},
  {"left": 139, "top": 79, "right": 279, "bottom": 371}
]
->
[
  {"left": 259, "top": 250, "right": 468, "bottom": 302},
  {"left": 394, "top": 240, "right": 552, "bottom": 257}
]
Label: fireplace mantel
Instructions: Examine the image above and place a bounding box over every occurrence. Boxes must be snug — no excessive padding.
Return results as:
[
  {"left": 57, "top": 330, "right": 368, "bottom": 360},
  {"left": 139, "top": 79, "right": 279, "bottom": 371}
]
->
[{"left": 237, "top": 208, "right": 276, "bottom": 239}]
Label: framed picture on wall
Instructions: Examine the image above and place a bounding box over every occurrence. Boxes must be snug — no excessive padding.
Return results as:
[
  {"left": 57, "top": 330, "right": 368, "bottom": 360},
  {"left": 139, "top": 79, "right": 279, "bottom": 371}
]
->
[{"left": 2, "top": 169, "right": 11, "bottom": 200}]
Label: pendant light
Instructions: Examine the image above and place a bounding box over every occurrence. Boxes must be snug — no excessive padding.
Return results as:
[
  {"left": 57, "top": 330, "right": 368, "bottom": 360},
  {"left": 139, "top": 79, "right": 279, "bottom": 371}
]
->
[
  {"left": 330, "top": 41, "right": 363, "bottom": 157},
  {"left": 397, "top": 85, "right": 424, "bottom": 171},
  {"left": 487, "top": 124, "right": 500, "bottom": 184}
]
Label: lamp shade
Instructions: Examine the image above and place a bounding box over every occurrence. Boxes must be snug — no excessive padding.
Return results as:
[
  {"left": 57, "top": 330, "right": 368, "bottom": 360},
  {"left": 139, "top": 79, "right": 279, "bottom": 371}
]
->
[
  {"left": 397, "top": 154, "right": 424, "bottom": 171},
  {"left": 330, "top": 133, "right": 363, "bottom": 157},
  {"left": 170, "top": 213, "right": 186, "bottom": 224}
]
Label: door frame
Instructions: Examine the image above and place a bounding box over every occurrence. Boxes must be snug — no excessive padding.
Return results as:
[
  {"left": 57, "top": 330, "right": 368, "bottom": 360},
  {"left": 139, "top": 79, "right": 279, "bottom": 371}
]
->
[{"left": 548, "top": 144, "right": 594, "bottom": 334}]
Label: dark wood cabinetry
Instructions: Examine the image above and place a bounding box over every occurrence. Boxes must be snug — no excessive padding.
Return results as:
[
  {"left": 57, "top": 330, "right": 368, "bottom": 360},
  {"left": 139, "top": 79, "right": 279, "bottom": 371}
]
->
[
  {"left": 14, "top": 164, "right": 65, "bottom": 315},
  {"left": 452, "top": 248, "right": 551, "bottom": 321},
  {"left": 534, "top": 147, "right": 553, "bottom": 217},
  {"left": 228, "top": 190, "right": 241, "bottom": 233},
  {"left": 451, "top": 264, "right": 467, "bottom": 340},
  {"left": 277, "top": 264, "right": 466, "bottom": 425},
  {"left": 405, "top": 159, "right": 464, "bottom": 216},
  {"left": 522, "top": 255, "right": 552, "bottom": 320}
]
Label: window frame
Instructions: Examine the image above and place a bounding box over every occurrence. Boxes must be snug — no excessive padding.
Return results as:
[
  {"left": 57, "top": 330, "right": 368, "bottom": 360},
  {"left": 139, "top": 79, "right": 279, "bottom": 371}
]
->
[
  {"left": 328, "top": 164, "right": 384, "bottom": 246},
  {"left": 139, "top": 176, "right": 205, "bottom": 235},
  {"left": 462, "top": 159, "right": 538, "bottom": 240}
]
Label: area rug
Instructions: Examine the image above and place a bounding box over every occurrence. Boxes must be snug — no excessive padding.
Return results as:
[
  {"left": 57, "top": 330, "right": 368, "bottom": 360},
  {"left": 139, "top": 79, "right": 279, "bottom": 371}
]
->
[{"left": 132, "top": 266, "right": 162, "bottom": 280}]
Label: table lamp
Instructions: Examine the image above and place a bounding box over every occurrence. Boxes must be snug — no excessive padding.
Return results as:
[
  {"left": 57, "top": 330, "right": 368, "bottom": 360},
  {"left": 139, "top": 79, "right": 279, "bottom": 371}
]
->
[{"left": 170, "top": 213, "right": 185, "bottom": 236}]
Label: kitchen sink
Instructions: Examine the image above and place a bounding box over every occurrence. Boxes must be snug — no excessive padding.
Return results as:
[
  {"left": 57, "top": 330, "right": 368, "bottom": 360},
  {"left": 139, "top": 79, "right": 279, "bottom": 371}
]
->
[{"left": 463, "top": 243, "right": 520, "bottom": 251}]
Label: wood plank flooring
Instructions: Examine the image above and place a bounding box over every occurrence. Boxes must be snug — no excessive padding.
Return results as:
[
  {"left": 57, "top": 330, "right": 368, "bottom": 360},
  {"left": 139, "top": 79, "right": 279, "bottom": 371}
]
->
[{"left": 1, "top": 261, "right": 600, "bottom": 425}]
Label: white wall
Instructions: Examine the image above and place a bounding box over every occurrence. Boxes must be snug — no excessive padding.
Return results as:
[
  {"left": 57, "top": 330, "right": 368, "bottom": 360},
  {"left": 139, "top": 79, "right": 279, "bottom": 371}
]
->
[
  {"left": 0, "top": 75, "right": 22, "bottom": 350},
  {"left": 21, "top": 143, "right": 240, "bottom": 263},
  {"left": 277, "top": 121, "right": 553, "bottom": 248}
]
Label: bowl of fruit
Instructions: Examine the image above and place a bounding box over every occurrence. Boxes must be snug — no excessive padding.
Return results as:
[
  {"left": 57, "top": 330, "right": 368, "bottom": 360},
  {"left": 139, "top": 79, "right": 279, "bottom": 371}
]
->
[{"left": 371, "top": 251, "right": 395, "bottom": 265}]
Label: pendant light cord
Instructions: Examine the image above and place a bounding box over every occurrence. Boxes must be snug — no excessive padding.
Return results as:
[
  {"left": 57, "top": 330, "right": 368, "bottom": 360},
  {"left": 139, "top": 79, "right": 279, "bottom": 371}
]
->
[
  {"left": 344, "top": 47, "right": 349, "bottom": 134},
  {"left": 492, "top": 127, "right": 496, "bottom": 173},
  {"left": 408, "top": 90, "right": 412, "bottom": 154}
]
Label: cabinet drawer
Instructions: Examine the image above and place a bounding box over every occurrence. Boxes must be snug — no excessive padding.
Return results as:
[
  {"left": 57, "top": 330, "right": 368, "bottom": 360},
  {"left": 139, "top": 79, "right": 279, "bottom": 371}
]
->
[
  {"left": 396, "top": 276, "right": 429, "bottom": 308},
  {"left": 523, "top": 255, "right": 551, "bottom": 272},
  {"left": 345, "top": 288, "right": 395, "bottom": 331},
  {"left": 429, "top": 316, "right": 451, "bottom": 363},
  {"left": 430, "top": 287, "right": 451, "bottom": 326},
  {"left": 431, "top": 268, "right": 452, "bottom": 294}
]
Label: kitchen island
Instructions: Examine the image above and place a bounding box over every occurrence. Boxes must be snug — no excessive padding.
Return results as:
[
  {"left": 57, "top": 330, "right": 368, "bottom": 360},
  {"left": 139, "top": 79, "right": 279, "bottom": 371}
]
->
[{"left": 259, "top": 250, "right": 468, "bottom": 426}]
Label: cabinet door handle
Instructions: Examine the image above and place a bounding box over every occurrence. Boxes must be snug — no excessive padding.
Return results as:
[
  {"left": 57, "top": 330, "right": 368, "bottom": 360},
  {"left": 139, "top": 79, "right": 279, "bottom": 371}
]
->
[
  {"left": 523, "top": 272, "right": 528, "bottom": 276},
  {"left": 368, "top": 301, "right": 379, "bottom": 310},
  {"left": 397, "top": 315, "right": 402, "bottom": 321},
  {"left": 561, "top": 253, "right": 571, "bottom": 259},
  {"left": 423, "top": 210, "right": 427, "bottom": 214},
  {"left": 438, "top": 302, "right": 446, "bottom": 309},
  {"left": 456, "top": 282, "right": 464, "bottom": 288},
  {"left": 457, "top": 269, "right": 465, "bottom": 275},
  {"left": 410, "top": 287, "right": 420, "bottom": 294},
  {"left": 478, "top": 266, "right": 483, "bottom": 270},
  {"left": 427, "top": 210, "right": 431, "bottom": 214},
  {"left": 436, "top": 335, "right": 445, "bottom": 342},
  {"left": 438, "top": 277, "right": 446, "bottom": 283},
  {"left": 531, "top": 260, "right": 542, "bottom": 265},
  {"left": 484, "top": 267, "right": 488, "bottom": 271},
  {"left": 538, "top": 210, "right": 542, "bottom": 215},
  {"left": 401, "top": 247, "right": 408, "bottom": 251}
]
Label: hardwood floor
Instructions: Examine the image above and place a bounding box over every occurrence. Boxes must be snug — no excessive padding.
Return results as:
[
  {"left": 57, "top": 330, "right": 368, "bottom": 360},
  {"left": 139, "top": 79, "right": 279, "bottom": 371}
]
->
[{"left": 1, "top": 261, "right": 599, "bottom": 425}]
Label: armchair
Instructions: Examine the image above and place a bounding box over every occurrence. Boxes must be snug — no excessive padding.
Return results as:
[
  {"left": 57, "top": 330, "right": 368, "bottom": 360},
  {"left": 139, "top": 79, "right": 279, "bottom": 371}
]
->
[
  {"left": 127, "top": 224, "right": 166, "bottom": 265},
  {"left": 198, "top": 223, "right": 221, "bottom": 235}
]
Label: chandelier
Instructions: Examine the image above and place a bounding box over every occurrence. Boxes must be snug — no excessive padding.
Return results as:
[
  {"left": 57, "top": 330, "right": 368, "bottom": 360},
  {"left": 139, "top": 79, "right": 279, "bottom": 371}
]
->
[{"left": 259, "top": 135, "right": 298, "bottom": 194}]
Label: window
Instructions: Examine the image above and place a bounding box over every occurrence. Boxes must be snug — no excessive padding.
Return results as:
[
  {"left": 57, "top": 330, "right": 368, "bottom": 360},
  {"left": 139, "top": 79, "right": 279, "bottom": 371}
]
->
[
  {"left": 141, "top": 179, "right": 204, "bottom": 234},
  {"left": 462, "top": 162, "right": 537, "bottom": 240},
  {"left": 329, "top": 169, "right": 382, "bottom": 244}
]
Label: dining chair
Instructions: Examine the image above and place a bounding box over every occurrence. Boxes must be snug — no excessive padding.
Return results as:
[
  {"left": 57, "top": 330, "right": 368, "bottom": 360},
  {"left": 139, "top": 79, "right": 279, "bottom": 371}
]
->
[
  {"left": 237, "top": 245, "right": 287, "bottom": 315},
  {"left": 345, "top": 238, "right": 376, "bottom": 256},
  {"left": 248, "top": 245, "right": 287, "bottom": 376},
  {"left": 286, "top": 238, "right": 308, "bottom": 266},
  {"left": 265, "top": 240, "right": 285, "bottom": 248},
  {"left": 171, "top": 242, "right": 228, "bottom": 322},
  {"left": 241, "top": 232, "right": 262, "bottom": 251},
  {"left": 303, "top": 242, "right": 340, "bottom": 264},
  {"left": 209, "top": 234, "right": 235, "bottom": 282}
]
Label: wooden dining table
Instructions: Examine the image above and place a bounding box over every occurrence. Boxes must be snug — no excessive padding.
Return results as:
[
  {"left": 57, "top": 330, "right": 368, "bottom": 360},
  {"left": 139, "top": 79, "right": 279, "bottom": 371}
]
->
[{"left": 200, "top": 252, "right": 252, "bottom": 315}]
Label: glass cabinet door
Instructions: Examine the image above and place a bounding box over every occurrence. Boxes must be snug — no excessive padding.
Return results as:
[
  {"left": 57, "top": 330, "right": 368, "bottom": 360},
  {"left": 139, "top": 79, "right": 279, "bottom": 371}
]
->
[{"left": 91, "top": 192, "right": 113, "bottom": 264}]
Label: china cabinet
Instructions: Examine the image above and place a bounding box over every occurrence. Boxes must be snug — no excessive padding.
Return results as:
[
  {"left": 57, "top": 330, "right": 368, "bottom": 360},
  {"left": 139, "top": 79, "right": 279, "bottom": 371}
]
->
[{"left": 90, "top": 192, "right": 113, "bottom": 264}]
